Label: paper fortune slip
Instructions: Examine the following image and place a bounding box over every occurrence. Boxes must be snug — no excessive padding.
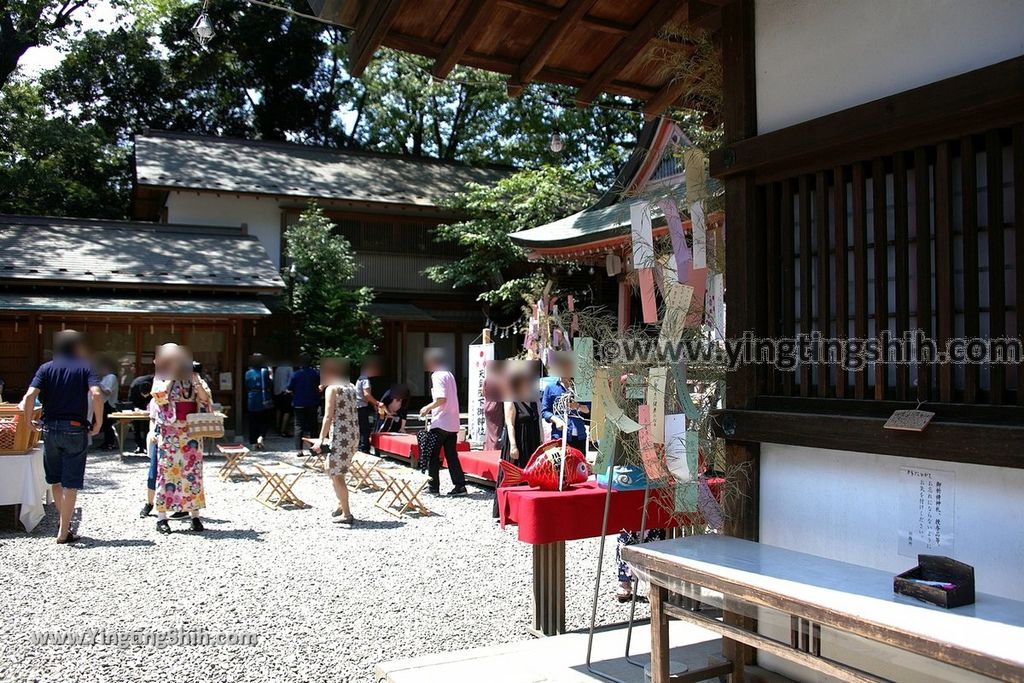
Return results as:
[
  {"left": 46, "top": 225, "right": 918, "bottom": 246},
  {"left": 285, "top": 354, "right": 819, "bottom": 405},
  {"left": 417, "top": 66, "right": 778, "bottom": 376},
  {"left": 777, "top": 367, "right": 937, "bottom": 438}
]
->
[{"left": 630, "top": 201, "right": 654, "bottom": 269}]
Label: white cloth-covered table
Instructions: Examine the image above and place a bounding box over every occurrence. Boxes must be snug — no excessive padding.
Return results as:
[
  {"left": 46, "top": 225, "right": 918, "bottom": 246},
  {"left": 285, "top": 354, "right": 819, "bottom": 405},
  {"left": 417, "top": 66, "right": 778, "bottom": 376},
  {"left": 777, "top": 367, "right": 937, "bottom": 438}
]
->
[{"left": 0, "top": 448, "right": 48, "bottom": 532}]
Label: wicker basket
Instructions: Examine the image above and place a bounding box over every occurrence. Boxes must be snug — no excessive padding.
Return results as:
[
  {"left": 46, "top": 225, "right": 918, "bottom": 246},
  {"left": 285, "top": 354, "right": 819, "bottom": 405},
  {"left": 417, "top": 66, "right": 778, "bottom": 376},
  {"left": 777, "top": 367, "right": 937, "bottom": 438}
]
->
[{"left": 0, "top": 404, "right": 43, "bottom": 455}]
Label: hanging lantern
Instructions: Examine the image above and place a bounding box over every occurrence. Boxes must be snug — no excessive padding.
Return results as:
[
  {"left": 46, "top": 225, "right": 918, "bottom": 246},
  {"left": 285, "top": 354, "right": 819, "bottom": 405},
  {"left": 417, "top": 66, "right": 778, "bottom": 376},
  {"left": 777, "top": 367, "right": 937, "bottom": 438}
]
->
[
  {"left": 191, "top": 2, "right": 215, "bottom": 47},
  {"left": 549, "top": 128, "right": 564, "bottom": 153}
]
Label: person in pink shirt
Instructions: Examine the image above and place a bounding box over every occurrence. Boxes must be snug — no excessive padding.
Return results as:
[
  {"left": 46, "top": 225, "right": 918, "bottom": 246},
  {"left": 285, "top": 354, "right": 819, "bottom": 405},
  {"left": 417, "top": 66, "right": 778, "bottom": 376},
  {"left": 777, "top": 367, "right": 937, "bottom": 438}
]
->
[{"left": 418, "top": 348, "right": 467, "bottom": 496}]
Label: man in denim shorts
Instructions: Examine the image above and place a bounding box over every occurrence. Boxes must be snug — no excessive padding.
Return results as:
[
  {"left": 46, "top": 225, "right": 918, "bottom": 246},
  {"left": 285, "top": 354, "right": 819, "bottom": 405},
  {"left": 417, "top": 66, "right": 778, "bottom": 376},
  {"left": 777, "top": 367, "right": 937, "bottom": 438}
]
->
[{"left": 19, "top": 330, "right": 103, "bottom": 544}]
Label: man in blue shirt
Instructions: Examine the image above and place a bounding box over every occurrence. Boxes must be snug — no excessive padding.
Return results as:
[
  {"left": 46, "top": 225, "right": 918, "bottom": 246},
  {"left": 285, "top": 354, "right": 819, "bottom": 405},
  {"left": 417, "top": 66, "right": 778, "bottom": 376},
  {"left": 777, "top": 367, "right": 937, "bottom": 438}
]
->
[
  {"left": 540, "top": 353, "right": 590, "bottom": 455},
  {"left": 19, "top": 330, "right": 103, "bottom": 544},
  {"left": 287, "top": 353, "right": 321, "bottom": 455}
]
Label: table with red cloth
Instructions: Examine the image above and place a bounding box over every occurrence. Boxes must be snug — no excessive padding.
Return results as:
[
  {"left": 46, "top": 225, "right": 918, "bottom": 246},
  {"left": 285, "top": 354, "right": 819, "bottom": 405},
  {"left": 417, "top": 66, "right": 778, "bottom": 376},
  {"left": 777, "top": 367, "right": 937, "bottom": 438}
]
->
[
  {"left": 459, "top": 450, "right": 500, "bottom": 486},
  {"left": 497, "top": 480, "right": 720, "bottom": 636},
  {"left": 370, "top": 432, "right": 469, "bottom": 470}
]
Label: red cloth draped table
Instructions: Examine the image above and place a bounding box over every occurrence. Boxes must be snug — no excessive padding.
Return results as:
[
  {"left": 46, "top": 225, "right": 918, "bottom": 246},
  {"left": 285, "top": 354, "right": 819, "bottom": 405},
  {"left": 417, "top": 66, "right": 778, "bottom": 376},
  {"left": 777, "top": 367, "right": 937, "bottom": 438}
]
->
[
  {"left": 497, "top": 480, "right": 722, "bottom": 636},
  {"left": 370, "top": 432, "right": 469, "bottom": 469}
]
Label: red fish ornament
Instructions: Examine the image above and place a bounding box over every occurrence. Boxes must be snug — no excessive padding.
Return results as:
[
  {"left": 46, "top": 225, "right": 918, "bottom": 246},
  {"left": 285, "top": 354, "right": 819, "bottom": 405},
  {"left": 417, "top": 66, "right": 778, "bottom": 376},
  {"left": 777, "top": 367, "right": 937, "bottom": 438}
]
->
[{"left": 499, "top": 440, "right": 592, "bottom": 490}]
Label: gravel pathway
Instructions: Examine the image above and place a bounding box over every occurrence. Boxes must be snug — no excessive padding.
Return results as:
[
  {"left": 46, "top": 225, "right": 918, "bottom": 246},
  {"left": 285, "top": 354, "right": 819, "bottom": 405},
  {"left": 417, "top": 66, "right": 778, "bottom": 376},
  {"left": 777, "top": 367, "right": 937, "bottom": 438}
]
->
[{"left": 0, "top": 438, "right": 651, "bottom": 683}]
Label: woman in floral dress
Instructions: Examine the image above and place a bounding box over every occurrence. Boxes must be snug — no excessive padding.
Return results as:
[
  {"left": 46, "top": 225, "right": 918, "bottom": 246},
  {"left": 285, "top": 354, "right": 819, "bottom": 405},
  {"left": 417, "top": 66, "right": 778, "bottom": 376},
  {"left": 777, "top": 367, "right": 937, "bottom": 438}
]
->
[
  {"left": 312, "top": 358, "right": 358, "bottom": 525},
  {"left": 151, "top": 344, "right": 212, "bottom": 534}
]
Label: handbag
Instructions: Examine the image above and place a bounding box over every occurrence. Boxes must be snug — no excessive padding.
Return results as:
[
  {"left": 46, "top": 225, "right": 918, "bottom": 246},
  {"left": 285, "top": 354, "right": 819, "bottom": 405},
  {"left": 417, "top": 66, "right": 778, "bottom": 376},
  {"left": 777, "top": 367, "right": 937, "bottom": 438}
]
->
[
  {"left": 187, "top": 406, "right": 224, "bottom": 439},
  {"left": 416, "top": 427, "right": 442, "bottom": 474}
]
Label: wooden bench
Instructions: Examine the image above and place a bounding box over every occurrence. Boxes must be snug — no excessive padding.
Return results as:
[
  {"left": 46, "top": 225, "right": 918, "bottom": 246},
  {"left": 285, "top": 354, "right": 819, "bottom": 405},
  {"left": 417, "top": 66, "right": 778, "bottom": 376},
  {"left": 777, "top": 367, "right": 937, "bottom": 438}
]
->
[
  {"left": 622, "top": 535, "right": 1024, "bottom": 683},
  {"left": 374, "top": 467, "right": 432, "bottom": 517},
  {"left": 370, "top": 431, "right": 469, "bottom": 470},
  {"left": 458, "top": 449, "right": 500, "bottom": 487},
  {"left": 216, "top": 443, "right": 251, "bottom": 481},
  {"left": 252, "top": 464, "right": 307, "bottom": 510}
]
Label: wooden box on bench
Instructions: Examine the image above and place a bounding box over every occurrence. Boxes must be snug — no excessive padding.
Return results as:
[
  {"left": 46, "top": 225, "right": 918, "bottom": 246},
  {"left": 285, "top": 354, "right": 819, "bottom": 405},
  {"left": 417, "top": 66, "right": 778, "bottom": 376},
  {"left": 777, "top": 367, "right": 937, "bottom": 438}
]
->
[{"left": 894, "top": 554, "right": 975, "bottom": 609}]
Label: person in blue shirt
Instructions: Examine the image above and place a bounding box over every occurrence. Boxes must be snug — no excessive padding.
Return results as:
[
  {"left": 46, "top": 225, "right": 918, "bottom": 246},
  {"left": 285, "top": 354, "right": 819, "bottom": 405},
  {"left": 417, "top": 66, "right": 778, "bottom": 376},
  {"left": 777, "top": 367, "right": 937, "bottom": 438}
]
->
[
  {"left": 18, "top": 330, "right": 103, "bottom": 544},
  {"left": 287, "top": 352, "right": 321, "bottom": 455},
  {"left": 244, "top": 354, "right": 274, "bottom": 450},
  {"left": 540, "top": 352, "right": 590, "bottom": 455}
]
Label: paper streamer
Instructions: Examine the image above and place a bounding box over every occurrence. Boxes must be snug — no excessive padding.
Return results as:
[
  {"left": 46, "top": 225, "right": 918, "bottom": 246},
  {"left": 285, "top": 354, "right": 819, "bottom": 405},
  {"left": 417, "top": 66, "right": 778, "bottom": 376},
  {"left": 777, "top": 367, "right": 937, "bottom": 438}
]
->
[
  {"left": 645, "top": 367, "right": 667, "bottom": 444},
  {"left": 657, "top": 197, "right": 690, "bottom": 283},
  {"left": 590, "top": 367, "right": 608, "bottom": 433},
  {"left": 610, "top": 411, "right": 642, "bottom": 434},
  {"left": 567, "top": 295, "right": 577, "bottom": 336},
  {"left": 605, "top": 253, "right": 622, "bottom": 276},
  {"left": 630, "top": 201, "right": 654, "bottom": 269},
  {"left": 684, "top": 148, "right": 707, "bottom": 203},
  {"left": 573, "top": 336, "right": 593, "bottom": 401},
  {"left": 624, "top": 373, "right": 644, "bottom": 400},
  {"left": 637, "top": 404, "right": 671, "bottom": 480},
  {"left": 691, "top": 199, "right": 707, "bottom": 269},
  {"left": 698, "top": 476, "right": 724, "bottom": 531},
  {"left": 669, "top": 362, "right": 702, "bottom": 421},
  {"left": 664, "top": 413, "right": 689, "bottom": 480},
  {"left": 707, "top": 271, "right": 725, "bottom": 339},
  {"left": 638, "top": 267, "right": 658, "bottom": 323},
  {"left": 595, "top": 421, "right": 617, "bottom": 475}
]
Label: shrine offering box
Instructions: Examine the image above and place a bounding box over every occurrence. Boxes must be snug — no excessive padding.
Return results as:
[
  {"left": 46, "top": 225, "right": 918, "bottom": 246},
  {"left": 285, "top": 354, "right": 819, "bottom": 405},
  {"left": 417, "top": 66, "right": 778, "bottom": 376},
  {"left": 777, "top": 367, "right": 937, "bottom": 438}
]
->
[{"left": 894, "top": 555, "right": 975, "bottom": 609}]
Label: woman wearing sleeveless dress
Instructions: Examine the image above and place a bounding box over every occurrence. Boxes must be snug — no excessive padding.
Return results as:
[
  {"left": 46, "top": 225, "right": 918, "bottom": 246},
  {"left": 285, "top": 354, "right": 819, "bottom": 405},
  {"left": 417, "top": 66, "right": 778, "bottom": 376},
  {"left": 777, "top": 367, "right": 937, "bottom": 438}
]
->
[{"left": 312, "top": 358, "right": 358, "bottom": 525}]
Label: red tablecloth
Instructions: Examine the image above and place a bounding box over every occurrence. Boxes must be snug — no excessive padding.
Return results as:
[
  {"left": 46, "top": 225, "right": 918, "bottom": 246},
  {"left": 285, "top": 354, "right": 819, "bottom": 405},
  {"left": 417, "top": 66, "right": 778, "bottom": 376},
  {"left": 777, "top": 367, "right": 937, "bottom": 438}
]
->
[
  {"left": 370, "top": 432, "right": 470, "bottom": 458},
  {"left": 459, "top": 450, "right": 500, "bottom": 483},
  {"left": 497, "top": 480, "right": 683, "bottom": 545}
]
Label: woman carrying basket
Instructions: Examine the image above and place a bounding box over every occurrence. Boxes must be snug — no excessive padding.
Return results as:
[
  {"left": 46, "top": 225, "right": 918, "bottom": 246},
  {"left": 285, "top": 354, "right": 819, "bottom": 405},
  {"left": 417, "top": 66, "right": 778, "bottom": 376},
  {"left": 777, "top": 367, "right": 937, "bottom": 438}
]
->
[{"left": 150, "top": 344, "right": 213, "bottom": 535}]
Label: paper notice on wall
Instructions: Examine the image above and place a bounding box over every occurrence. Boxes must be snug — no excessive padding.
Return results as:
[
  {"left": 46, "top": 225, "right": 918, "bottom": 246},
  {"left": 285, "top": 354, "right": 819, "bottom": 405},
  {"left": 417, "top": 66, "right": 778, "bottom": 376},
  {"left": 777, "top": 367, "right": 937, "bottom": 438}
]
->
[
  {"left": 897, "top": 466, "right": 955, "bottom": 559},
  {"left": 630, "top": 201, "right": 654, "bottom": 269},
  {"left": 467, "top": 343, "right": 494, "bottom": 446},
  {"left": 664, "top": 414, "right": 689, "bottom": 481},
  {"left": 690, "top": 199, "right": 707, "bottom": 269},
  {"left": 218, "top": 373, "right": 232, "bottom": 391}
]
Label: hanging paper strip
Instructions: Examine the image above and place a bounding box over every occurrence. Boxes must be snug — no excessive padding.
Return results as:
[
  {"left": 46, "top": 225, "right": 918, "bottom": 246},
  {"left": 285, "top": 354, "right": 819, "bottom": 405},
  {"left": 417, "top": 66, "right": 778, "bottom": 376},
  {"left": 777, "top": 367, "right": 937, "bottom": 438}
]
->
[
  {"left": 690, "top": 199, "right": 707, "bottom": 269},
  {"left": 595, "top": 421, "right": 617, "bottom": 475},
  {"left": 637, "top": 404, "right": 671, "bottom": 480},
  {"left": 698, "top": 476, "right": 724, "bottom": 531},
  {"left": 663, "top": 413, "right": 688, "bottom": 481},
  {"left": 629, "top": 201, "right": 654, "bottom": 269},
  {"left": 624, "top": 373, "right": 644, "bottom": 400},
  {"left": 672, "top": 430, "right": 700, "bottom": 512},
  {"left": 567, "top": 295, "right": 577, "bottom": 336},
  {"left": 573, "top": 336, "right": 593, "bottom": 401},
  {"left": 657, "top": 197, "right": 690, "bottom": 283},
  {"left": 684, "top": 148, "right": 707, "bottom": 202},
  {"left": 669, "top": 362, "right": 702, "bottom": 421},
  {"left": 638, "top": 267, "right": 658, "bottom": 323},
  {"left": 590, "top": 367, "right": 608, "bottom": 434},
  {"left": 645, "top": 367, "right": 667, "bottom": 444},
  {"left": 706, "top": 271, "right": 725, "bottom": 339},
  {"left": 605, "top": 253, "right": 622, "bottom": 276}
]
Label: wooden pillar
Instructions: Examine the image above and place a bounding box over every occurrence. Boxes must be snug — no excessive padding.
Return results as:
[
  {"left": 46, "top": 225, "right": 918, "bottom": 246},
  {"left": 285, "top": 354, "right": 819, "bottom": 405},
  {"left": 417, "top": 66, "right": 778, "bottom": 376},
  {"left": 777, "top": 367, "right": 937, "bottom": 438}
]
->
[
  {"left": 616, "top": 277, "right": 631, "bottom": 332},
  {"left": 720, "top": 0, "right": 760, "bottom": 673},
  {"left": 234, "top": 321, "right": 245, "bottom": 437}
]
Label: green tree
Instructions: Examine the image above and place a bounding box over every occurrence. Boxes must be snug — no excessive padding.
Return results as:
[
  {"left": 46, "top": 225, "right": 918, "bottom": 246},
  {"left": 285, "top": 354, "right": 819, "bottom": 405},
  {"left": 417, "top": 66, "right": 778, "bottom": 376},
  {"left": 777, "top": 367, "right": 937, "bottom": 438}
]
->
[
  {"left": 424, "top": 165, "right": 594, "bottom": 307},
  {"left": 285, "top": 204, "right": 380, "bottom": 361},
  {"left": 0, "top": 82, "right": 127, "bottom": 216}
]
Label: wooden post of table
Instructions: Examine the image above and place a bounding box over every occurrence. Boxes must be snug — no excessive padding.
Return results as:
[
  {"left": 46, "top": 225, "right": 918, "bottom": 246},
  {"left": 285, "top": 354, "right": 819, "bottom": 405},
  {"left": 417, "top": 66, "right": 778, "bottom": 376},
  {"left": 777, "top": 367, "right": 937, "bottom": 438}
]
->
[
  {"left": 650, "top": 583, "right": 670, "bottom": 683},
  {"left": 531, "top": 541, "right": 565, "bottom": 636}
]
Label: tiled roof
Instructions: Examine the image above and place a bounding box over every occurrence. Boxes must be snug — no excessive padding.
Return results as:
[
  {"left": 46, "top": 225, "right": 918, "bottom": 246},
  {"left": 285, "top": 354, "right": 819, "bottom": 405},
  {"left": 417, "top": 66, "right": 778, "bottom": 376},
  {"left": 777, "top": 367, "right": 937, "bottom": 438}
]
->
[
  {"left": 509, "top": 201, "right": 663, "bottom": 249},
  {"left": 0, "top": 294, "right": 272, "bottom": 317},
  {"left": 134, "top": 131, "right": 510, "bottom": 206},
  {"left": 0, "top": 215, "right": 284, "bottom": 290}
]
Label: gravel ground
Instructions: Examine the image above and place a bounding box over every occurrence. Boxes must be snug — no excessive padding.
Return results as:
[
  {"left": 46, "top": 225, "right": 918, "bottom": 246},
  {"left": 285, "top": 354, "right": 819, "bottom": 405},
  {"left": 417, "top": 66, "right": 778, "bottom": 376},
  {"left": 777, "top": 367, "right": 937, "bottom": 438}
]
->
[{"left": 0, "top": 437, "right": 650, "bottom": 683}]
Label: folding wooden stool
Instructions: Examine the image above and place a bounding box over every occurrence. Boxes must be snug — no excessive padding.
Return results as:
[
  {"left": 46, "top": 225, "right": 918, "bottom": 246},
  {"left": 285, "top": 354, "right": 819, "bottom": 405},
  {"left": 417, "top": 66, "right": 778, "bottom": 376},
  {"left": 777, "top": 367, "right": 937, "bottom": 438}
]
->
[
  {"left": 252, "top": 464, "right": 307, "bottom": 510},
  {"left": 217, "top": 444, "right": 252, "bottom": 481},
  {"left": 374, "top": 469, "right": 432, "bottom": 517}
]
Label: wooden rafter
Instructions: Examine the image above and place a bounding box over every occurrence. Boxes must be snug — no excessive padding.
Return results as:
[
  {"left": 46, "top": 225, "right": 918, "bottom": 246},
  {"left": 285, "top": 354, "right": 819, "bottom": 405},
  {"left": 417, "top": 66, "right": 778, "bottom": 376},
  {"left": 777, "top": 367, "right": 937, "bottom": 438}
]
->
[
  {"left": 574, "top": 0, "right": 686, "bottom": 106},
  {"left": 507, "top": 0, "right": 601, "bottom": 97},
  {"left": 432, "top": 0, "right": 498, "bottom": 79},
  {"left": 348, "top": 0, "right": 406, "bottom": 77}
]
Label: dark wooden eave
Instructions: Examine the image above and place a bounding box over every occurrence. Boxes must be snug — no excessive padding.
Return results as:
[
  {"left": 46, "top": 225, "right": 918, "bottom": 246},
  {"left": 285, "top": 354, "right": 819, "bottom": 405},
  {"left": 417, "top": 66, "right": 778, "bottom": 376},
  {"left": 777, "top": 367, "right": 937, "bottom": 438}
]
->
[{"left": 308, "top": 0, "right": 725, "bottom": 116}]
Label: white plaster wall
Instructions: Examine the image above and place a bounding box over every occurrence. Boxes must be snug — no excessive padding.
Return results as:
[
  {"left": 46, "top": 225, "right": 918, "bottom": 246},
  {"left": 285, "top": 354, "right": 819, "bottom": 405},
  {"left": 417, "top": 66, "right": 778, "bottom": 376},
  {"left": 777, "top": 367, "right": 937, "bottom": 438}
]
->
[
  {"left": 165, "top": 192, "right": 284, "bottom": 268},
  {"left": 759, "top": 443, "right": 1024, "bottom": 681},
  {"left": 754, "top": 0, "right": 1024, "bottom": 133}
]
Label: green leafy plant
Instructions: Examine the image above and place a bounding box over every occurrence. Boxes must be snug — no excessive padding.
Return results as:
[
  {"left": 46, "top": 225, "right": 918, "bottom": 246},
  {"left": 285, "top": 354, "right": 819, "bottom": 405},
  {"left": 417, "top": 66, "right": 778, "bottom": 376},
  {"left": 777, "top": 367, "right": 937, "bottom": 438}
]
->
[{"left": 285, "top": 203, "right": 380, "bottom": 361}]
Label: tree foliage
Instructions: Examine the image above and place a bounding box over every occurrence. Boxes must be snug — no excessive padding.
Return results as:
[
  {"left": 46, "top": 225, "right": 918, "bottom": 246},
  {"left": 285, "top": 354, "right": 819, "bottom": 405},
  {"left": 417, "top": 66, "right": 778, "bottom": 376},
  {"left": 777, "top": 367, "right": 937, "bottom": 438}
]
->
[
  {"left": 424, "top": 165, "right": 594, "bottom": 307},
  {"left": 285, "top": 204, "right": 380, "bottom": 361}
]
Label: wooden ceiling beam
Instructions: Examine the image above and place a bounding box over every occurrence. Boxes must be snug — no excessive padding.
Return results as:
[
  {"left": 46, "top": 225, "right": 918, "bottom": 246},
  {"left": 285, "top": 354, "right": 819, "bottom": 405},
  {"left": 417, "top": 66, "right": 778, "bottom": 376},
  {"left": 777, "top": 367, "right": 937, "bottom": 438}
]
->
[
  {"left": 507, "top": 0, "right": 600, "bottom": 97},
  {"left": 574, "top": 0, "right": 687, "bottom": 106},
  {"left": 431, "top": 0, "right": 498, "bottom": 79},
  {"left": 496, "top": 0, "right": 632, "bottom": 35},
  {"left": 348, "top": 0, "right": 406, "bottom": 77}
]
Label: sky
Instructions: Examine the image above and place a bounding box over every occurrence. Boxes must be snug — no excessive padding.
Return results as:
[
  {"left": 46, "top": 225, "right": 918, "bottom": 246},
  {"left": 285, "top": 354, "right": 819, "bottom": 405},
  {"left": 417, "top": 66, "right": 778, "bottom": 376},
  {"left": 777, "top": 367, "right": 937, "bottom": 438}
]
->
[{"left": 17, "top": 0, "right": 131, "bottom": 79}]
